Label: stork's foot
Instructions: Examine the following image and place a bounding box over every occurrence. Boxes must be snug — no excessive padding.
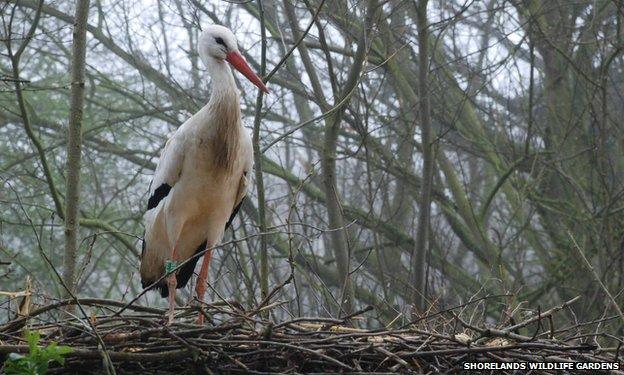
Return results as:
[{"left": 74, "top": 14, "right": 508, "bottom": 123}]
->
[
  {"left": 166, "top": 273, "right": 177, "bottom": 325},
  {"left": 195, "top": 293, "right": 207, "bottom": 325},
  {"left": 188, "top": 295, "right": 208, "bottom": 325}
]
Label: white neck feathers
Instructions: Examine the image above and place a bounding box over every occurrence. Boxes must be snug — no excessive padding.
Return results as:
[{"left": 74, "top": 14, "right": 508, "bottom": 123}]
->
[{"left": 205, "top": 57, "right": 241, "bottom": 172}]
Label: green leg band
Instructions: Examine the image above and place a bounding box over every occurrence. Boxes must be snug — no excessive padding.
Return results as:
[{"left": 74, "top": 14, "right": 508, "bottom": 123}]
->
[{"left": 165, "top": 260, "right": 178, "bottom": 274}]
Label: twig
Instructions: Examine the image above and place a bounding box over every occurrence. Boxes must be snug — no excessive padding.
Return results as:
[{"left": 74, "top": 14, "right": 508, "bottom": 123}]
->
[
  {"left": 568, "top": 231, "right": 624, "bottom": 325},
  {"left": 504, "top": 296, "right": 581, "bottom": 332}
]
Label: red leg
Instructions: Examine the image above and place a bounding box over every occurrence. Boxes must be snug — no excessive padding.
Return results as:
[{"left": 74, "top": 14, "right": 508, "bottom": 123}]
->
[
  {"left": 166, "top": 247, "right": 179, "bottom": 325},
  {"left": 195, "top": 249, "right": 213, "bottom": 324}
]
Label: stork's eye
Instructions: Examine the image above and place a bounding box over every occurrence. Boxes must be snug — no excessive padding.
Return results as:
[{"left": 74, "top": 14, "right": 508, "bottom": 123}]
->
[{"left": 215, "top": 37, "right": 227, "bottom": 48}]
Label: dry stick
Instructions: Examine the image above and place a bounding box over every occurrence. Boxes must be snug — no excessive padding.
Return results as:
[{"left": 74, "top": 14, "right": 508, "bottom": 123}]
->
[
  {"left": 220, "top": 350, "right": 251, "bottom": 373},
  {"left": 248, "top": 274, "right": 294, "bottom": 316},
  {"left": 165, "top": 327, "right": 204, "bottom": 360},
  {"left": 375, "top": 346, "right": 413, "bottom": 370},
  {"left": 339, "top": 305, "right": 375, "bottom": 322},
  {"left": 1, "top": 298, "right": 164, "bottom": 333},
  {"left": 451, "top": 312, "right": 534, "bottom": 342},
  {"left": 529, "top": 305, "right": 542, "bottom": 340},
  {"left": 274, "top": 316, "right": 344, "bottom": 329},
  {"left": 401, "top": 342, "right": 598, "bottom": 357},
  {"left": 102, "top": 322, "right": 241, "bottom": 343},
  {"left": 568, "top": 231, "right": 624, "bottom": 325},
  {"left": 399, "top": 293, "right": 512, "bottom": 330},
  {"left": 503, "top": 295, "right": 581, "bottom": 332},
  {"left": 199, "top": 339, "right": 354, "bottom": 370}
]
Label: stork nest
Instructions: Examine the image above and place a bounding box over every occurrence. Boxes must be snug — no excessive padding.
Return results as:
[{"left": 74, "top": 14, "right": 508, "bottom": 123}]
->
[{"left": 0, "top": 296, "right": 622, "bottom": 374}]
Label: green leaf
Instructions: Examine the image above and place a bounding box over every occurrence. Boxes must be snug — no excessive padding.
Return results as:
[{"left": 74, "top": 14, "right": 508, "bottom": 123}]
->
[
  {"left": 2, "top": 330, "right": 74, "bottom": 375},
  {"left": 26, "top": 331, "right": 40, "bottom": 355}
]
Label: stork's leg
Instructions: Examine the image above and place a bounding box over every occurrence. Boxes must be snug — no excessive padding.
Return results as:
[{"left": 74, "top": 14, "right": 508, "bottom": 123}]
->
[
  {"left": 195, "top": 249, "right": 213, "bottom": 324},
  {"left": 166, "top": 247, "right": 179, "bottom": 325}
]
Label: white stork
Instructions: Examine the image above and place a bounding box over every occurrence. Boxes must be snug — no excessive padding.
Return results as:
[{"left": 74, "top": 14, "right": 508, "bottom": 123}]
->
[{"left": 139, "top": 25, "right": 268, "bottom": 323}]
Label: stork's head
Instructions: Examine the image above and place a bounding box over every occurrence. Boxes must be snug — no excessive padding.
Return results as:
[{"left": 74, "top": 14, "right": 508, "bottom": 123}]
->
[{"left": 199, "top": 25, "right": 269, "bottom": 93}]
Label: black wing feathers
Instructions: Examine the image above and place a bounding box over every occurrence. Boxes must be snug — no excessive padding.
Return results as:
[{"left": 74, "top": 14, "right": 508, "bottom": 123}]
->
[
  {"left": 147, "top": 183, "right": 172, "bottom": 210},
  {"left": 225, "top": 198, "right": 244, "bottom": 230}
]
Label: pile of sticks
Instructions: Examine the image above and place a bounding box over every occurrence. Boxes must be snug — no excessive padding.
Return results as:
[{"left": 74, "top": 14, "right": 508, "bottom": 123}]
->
[{"left": 0, "top": 296, "right": 621, "bottom": 374}]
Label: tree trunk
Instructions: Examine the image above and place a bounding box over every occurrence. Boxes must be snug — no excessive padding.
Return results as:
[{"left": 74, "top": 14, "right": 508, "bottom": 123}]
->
[
  {"left": 63, "top": 0, "right": 90, "bottom": 298},
  {"left": 411, "top": 0, "right": 433, "bottom": 313},
  {"left": 254, "top": 0, "right": 269, "bottom": 303},
  {"left": 320, "top": 0, "right": 378, "bottom": 316}
]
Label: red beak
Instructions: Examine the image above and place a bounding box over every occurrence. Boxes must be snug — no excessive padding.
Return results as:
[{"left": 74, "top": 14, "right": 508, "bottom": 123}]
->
[{"left": 226, "top": 51, "right": 269, "bottom": 94}]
